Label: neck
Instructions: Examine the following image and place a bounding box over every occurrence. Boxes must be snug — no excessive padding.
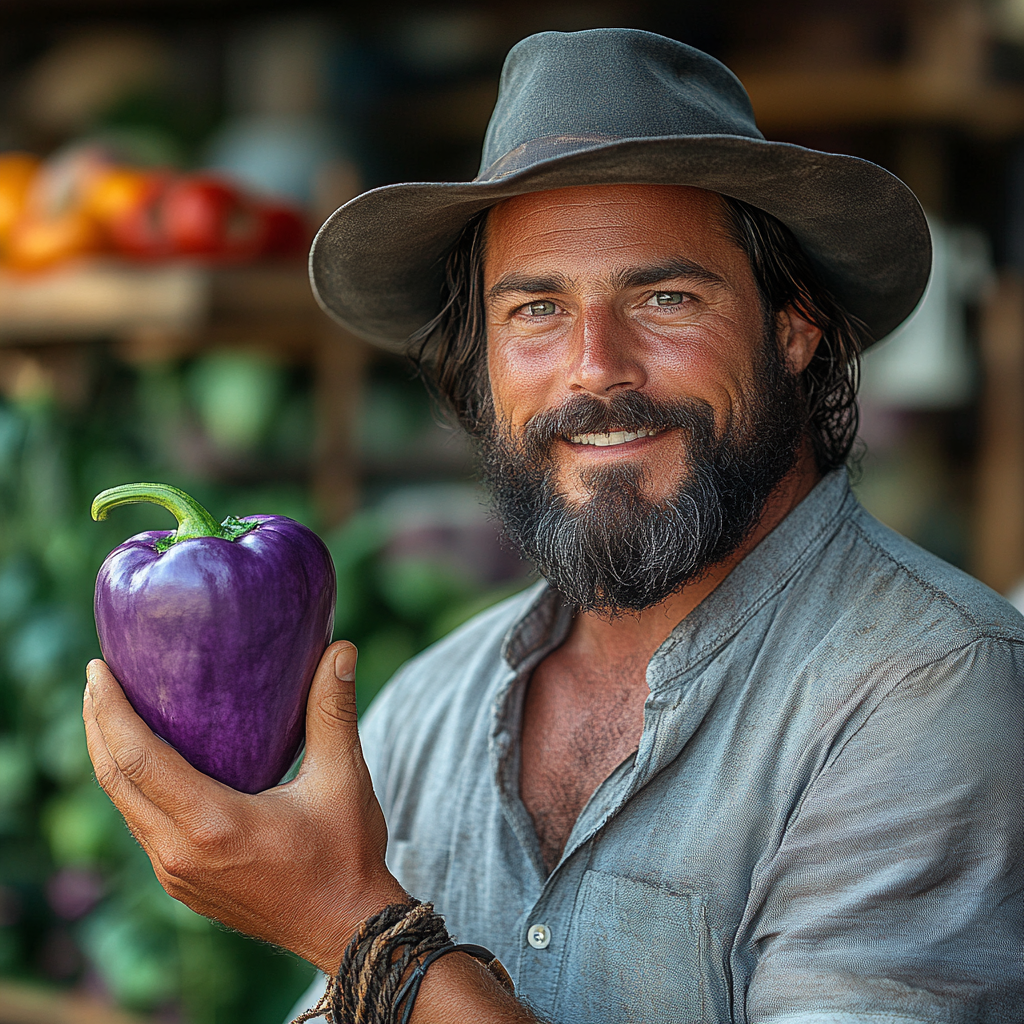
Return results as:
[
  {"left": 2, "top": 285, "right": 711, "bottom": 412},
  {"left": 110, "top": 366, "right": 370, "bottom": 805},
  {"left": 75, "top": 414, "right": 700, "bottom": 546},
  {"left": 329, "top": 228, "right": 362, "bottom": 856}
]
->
[{"left": 564, "top": 442, "right": 824, "bottom": 664}]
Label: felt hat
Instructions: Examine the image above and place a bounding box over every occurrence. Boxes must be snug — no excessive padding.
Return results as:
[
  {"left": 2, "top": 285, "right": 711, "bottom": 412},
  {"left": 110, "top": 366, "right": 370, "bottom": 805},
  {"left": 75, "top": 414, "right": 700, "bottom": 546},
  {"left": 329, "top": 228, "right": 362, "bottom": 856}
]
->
[{"left": 309, "top": 28, "right": 931, "bottom": 351}]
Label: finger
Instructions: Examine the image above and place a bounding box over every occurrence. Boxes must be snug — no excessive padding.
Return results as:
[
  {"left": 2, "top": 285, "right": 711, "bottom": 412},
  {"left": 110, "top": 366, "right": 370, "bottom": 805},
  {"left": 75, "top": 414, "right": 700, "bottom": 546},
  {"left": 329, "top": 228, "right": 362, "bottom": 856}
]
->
[
  {"left": 83, "top": 664, "right": 170, "bottom": 842},
  {"left": 85, "top": 659, "right": 228, "bottom": 820},
  {"left": 299, "top": 640, "right": 364, "bottom": 777},
  {"left": 84, "top": 673, "right": 220, "bottom": 896}
]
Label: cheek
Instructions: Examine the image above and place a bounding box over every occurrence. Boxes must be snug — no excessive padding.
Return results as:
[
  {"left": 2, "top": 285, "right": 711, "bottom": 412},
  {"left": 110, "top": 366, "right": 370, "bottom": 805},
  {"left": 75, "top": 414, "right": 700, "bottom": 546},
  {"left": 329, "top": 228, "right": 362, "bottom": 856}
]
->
[
  {"left": 487, "top": 337, "right": 565, "bottom": 426},
  {"left": 643, "top": 337, "right": 757, "bottom": 420}
]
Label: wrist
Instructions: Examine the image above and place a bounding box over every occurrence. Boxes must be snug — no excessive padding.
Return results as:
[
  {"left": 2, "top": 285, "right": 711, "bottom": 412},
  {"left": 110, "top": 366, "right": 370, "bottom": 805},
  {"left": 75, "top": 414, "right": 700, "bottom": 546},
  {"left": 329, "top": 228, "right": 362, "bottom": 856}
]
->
[
  {"left": 406, "top": 951, "right": 524, "bottom": 1024},
  {"left": 398, "top": 944, "right": 515, "bottom": 1024},
  {"left": 290, "top": 901, "right": 523, "bottom": 1024},
  {"left": 308, "top": 872, "right": 411, "bottom": 972}
]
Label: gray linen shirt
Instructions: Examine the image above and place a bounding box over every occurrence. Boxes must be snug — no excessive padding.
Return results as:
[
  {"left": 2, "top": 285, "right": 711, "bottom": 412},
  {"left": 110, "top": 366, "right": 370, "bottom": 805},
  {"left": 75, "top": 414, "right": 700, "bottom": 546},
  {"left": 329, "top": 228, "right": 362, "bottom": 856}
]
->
[{"left": 357, "top": 470, "right": 1024, "bottom": 1023}]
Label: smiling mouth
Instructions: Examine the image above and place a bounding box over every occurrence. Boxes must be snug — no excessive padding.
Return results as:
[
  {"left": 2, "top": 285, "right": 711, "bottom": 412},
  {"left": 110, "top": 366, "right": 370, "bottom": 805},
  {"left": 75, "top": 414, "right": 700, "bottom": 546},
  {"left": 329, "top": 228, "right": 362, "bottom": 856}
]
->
[{"left": 567, "top": 428, "right": 662, "bottom": 447}]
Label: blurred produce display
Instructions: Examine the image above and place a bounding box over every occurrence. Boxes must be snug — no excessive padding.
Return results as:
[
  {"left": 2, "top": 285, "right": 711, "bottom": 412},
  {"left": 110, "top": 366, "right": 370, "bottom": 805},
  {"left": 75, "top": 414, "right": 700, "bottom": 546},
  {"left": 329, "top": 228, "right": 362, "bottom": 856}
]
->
[
  {"left": 0, "top": 8, "right": 525, "bottom": 1024},
  {"left": 0, "top": 147, "right": 309, "bottom": 272}
]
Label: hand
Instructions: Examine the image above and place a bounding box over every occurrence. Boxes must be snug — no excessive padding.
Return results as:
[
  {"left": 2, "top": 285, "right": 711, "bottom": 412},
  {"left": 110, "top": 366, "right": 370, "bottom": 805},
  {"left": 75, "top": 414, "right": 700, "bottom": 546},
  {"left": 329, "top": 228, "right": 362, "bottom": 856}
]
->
[{"left": 83, "top": 641, "right": 409, "bottom": 972}]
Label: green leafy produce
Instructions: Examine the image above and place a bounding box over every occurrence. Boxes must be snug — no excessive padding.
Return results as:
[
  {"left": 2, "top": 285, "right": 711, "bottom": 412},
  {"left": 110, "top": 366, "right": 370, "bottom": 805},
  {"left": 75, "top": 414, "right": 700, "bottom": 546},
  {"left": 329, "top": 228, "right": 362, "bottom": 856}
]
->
[{"left": 0, "top": 350, "right": 522, "bottom": 1023}]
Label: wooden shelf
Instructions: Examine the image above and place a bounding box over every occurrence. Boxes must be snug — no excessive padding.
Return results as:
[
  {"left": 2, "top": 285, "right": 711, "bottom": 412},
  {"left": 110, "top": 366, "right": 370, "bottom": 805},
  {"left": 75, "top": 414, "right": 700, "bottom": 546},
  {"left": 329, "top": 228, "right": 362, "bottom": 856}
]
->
[
  {"left": 737, "top": 65, "right": 1024, "bottom": 135},
  {"left": 0, "top": 261, "right": 319, "bottom": 346},
  {"left": 0, "top": 263, "right": 207, "bottom": 344},
  {"left": 0, "top": 260, "right": 366, "bottom": 528},
  {"left": 409, "top": 62, "right": 1024, "bottom": 144}
]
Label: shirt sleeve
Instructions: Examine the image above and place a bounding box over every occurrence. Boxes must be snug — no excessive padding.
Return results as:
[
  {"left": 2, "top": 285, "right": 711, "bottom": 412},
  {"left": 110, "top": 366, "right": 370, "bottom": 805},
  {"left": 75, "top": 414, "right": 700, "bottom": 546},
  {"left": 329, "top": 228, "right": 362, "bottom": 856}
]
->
[{"left": 744, "top": 638, "right": 1024, "bottom": 1024}]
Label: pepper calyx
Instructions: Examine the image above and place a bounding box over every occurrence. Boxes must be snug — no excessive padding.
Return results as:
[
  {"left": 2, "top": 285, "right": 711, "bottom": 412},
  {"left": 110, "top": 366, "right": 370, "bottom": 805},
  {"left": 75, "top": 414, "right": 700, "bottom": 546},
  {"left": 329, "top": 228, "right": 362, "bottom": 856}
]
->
[
  {"left": 219, "top": 515, "right": 257, "bottom": 541},
  {"left": 91, "top": 483, "right": 257, "bottom": 551}
]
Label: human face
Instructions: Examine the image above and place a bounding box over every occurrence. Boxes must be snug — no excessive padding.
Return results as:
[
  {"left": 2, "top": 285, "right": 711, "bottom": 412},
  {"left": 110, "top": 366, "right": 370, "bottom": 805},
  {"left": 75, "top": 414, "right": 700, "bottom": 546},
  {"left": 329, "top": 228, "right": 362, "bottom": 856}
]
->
[{"left": 483, "top": 184, "right": 813, "bottom": 505}]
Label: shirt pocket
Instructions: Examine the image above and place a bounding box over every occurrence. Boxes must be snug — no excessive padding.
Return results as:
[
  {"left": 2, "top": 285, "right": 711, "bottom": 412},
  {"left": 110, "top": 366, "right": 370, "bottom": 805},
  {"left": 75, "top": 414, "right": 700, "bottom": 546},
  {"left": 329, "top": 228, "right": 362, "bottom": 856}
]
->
[
  {"left": 554, "top": 869, "right": 709, "bottom": 1024},
  {"left": 385, "top": 839, "right": 451, "bottom": 906}
]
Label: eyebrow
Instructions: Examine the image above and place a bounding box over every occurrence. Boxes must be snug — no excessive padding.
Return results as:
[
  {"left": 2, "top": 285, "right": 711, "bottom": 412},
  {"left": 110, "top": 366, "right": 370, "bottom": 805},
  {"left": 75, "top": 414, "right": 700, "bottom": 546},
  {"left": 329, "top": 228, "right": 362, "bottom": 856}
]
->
[
  {"left": 487, "top": 273, "right": 572, "bottom": 301},
  {"left": 486, "top": 258, "right": 725, "bottom": 303},
  {"left": 612, "top": 258, "right": 725, "bottom": 290}
]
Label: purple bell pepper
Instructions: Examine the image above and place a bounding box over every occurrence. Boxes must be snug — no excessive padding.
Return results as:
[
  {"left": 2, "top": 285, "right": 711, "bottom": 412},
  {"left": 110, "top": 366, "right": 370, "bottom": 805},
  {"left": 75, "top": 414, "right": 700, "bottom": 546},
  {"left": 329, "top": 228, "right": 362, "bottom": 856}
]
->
[{"left": 92, "top": 482, "right": 336, "bottom": 793}]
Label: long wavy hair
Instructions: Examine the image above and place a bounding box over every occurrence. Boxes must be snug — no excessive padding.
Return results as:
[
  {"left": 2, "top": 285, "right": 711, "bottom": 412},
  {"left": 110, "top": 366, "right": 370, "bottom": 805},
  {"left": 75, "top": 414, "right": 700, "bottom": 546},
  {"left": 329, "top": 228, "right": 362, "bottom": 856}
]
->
[{"left": 410, "top": 194, "right": 871, "bottom": 472}]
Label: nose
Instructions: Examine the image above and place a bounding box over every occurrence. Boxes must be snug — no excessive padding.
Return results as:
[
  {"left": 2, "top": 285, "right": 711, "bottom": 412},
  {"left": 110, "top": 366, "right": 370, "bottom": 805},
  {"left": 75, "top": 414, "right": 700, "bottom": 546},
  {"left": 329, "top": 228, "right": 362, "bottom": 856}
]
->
[{"left": 566, "top": 307, "right": 647, "bottom": 396}]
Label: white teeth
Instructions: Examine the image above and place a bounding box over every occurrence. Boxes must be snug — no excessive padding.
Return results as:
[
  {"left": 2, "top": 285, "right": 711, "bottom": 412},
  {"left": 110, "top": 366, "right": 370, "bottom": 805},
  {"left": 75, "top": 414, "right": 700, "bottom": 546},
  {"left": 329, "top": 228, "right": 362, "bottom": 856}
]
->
[{"left": 568, "top": 428, "right": 659, "bottom": 447}]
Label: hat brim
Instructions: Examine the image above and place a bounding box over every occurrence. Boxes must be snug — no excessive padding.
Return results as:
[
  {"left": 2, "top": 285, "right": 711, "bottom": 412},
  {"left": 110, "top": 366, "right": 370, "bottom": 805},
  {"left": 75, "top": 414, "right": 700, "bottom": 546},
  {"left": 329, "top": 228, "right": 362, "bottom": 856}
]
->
[{"left": 309, "top": 134, "right": 931, "bottom": 352}]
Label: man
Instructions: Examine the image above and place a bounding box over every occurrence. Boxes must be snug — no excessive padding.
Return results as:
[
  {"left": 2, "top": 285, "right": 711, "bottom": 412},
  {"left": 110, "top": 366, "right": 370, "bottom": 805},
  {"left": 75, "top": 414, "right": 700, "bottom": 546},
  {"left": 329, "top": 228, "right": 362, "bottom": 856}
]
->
[{"left": 84, "top": 29, "right": 1023, "bottom": 1024}]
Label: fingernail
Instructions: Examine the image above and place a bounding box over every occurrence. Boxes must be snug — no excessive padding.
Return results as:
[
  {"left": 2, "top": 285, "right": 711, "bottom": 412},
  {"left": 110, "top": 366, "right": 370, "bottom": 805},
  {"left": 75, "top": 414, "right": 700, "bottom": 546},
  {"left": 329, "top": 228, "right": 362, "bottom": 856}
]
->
[{"left": 334, "top": 652, "right": 355, "bottom": 682}]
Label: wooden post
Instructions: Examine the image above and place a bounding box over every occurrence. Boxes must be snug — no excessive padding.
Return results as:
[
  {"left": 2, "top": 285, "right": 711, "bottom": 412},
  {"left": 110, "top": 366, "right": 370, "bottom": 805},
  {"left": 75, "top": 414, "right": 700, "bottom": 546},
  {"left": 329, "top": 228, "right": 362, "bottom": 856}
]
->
[
  {"left": 312, "top": 324, "right": 368, "bottom": 529},
  {"left": 972, "top": 272, "right": 1024, "bottom": 593}
]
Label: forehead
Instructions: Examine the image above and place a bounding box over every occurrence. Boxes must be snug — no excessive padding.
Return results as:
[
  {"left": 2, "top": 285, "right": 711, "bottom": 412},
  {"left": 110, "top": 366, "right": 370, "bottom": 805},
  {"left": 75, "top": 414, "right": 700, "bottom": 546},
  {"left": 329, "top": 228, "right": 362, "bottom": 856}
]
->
[{"left": 483, "top": 184, "right": 740, "bottom": 278}]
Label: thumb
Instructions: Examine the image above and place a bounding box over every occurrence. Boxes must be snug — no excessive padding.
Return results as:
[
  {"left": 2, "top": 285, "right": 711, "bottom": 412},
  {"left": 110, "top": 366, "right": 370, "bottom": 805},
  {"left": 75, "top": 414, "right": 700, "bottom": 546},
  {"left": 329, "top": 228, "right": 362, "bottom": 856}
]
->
[{"left": 301, "top": 640, "right": 361, "bottom": 771}]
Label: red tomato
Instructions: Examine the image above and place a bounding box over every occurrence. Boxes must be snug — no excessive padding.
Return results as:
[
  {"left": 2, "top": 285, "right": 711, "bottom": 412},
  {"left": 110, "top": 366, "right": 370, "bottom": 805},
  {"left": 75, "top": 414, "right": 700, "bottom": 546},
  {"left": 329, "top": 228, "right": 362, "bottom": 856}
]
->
[
  {"left": 162, "top": 175, "right": 266, "bottom": 260},
  {"left": 257, "top": 203, "right": 309, "bottom": 257},
  {"left": 100, "top": 171, "right": 309, "bottom": 263}
]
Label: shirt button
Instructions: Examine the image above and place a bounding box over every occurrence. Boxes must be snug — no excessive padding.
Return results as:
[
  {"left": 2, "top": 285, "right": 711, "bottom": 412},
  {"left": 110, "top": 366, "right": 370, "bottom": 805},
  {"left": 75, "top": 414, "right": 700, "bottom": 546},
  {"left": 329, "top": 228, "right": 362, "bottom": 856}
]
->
[{"left": 527, "top": 923, "right": 551, "bottom": 949}]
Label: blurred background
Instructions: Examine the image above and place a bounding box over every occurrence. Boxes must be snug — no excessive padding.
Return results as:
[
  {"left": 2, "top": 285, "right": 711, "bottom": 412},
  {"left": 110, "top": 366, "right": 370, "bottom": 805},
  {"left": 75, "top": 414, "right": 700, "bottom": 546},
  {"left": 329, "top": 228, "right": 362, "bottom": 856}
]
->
[{"left": 1, "top": 0, "right": 1024, "bottom": 1022}]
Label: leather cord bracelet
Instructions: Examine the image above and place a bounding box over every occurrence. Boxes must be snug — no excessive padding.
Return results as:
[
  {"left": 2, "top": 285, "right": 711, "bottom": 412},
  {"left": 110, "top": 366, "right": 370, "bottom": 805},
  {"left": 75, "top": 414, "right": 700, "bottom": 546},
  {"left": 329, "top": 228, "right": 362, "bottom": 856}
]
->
[{"left": 395, "top": 942, "right": 515, "bottom": 1024}]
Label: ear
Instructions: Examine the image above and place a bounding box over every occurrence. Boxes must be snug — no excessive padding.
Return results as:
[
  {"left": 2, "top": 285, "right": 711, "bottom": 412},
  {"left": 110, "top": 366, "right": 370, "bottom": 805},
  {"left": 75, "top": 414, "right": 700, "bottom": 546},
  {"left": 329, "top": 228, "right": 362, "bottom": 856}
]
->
[{"left": 777, "top": 305, "right": 822, "bottom": 375}]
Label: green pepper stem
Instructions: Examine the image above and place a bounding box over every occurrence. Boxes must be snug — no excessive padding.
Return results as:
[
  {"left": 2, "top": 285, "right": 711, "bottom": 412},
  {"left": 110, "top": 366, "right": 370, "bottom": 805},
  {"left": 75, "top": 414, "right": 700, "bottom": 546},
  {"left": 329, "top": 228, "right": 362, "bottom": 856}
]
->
[{"left": 91, "top": 482, "right": 230, "bottom": 542}]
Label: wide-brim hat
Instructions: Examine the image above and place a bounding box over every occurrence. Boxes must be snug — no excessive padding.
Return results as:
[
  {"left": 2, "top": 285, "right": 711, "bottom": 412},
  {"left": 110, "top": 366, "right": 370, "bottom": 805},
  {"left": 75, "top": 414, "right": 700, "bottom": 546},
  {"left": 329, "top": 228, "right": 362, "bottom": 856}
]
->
[{"left": 310, "top": 28, "right": 931, "bottom": 352}]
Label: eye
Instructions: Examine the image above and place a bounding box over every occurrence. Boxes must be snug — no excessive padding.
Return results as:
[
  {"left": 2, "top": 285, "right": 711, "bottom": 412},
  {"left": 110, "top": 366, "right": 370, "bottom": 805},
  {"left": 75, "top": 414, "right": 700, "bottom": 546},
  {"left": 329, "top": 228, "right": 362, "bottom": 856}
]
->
[
  {"left": 522, "top": 300, "right": 558, "bottom": 316},
  {"left": 646, "top": 291, "right": 687, "bottom": 307}
]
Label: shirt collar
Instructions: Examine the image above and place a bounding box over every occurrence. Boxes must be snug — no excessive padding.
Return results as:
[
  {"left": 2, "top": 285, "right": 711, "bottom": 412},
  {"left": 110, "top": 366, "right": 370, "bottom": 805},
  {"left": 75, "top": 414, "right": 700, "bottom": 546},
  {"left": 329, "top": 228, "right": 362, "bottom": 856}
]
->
[{"left": 500, "top": 468, "right": 856, "bottom": 683}]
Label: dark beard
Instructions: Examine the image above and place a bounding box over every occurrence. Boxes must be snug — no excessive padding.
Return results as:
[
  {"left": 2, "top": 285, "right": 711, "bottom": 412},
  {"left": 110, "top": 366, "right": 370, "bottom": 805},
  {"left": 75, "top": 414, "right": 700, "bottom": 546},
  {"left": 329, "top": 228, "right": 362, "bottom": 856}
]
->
[{"left": 477, "top": 336, "right": 806, "bottom": 615}]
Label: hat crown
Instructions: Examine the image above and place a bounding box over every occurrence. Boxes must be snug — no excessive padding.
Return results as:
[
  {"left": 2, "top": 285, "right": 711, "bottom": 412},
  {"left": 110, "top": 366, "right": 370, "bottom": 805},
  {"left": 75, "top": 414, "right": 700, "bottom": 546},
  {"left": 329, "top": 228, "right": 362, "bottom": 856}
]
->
[
  {"left": 479, "top": 28, "right": 764, "bottom": 180},
  {"left": 311, "top": 28, "right": 930, "bottom": 351}
]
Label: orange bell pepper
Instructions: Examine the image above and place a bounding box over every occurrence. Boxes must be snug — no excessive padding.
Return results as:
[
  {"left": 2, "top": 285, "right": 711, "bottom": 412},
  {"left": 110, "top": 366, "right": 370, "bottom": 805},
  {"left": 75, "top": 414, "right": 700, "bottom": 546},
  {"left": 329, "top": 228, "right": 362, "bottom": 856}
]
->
[
  {"left": 5, "top": 210, "right": 104, "bottom": 271},
  {"left": 0, "top": 153, "right": 41, "bottom": 246}
]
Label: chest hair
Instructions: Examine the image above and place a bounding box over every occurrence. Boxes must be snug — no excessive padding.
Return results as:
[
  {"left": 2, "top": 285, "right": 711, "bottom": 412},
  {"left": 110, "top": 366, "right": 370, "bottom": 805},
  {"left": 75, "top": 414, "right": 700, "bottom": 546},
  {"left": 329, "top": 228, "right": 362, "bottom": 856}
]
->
[{"left": 519, "top": 650, "right": 649, "bottom": 873}]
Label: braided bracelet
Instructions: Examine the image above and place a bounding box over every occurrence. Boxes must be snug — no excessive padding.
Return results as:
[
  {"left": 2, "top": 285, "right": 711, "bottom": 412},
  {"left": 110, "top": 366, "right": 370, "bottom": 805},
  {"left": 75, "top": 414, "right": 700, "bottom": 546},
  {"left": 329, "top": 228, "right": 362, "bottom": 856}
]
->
[{"left": 291, "top": 900, "right": 513, "bottom": 1024}]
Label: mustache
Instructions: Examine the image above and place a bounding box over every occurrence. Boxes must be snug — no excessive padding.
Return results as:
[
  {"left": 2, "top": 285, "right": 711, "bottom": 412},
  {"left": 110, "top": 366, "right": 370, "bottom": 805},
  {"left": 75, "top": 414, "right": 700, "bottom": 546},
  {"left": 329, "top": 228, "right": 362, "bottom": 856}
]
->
[{"left": 516, "top": 391, "right": 721, "bottom": 453}]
